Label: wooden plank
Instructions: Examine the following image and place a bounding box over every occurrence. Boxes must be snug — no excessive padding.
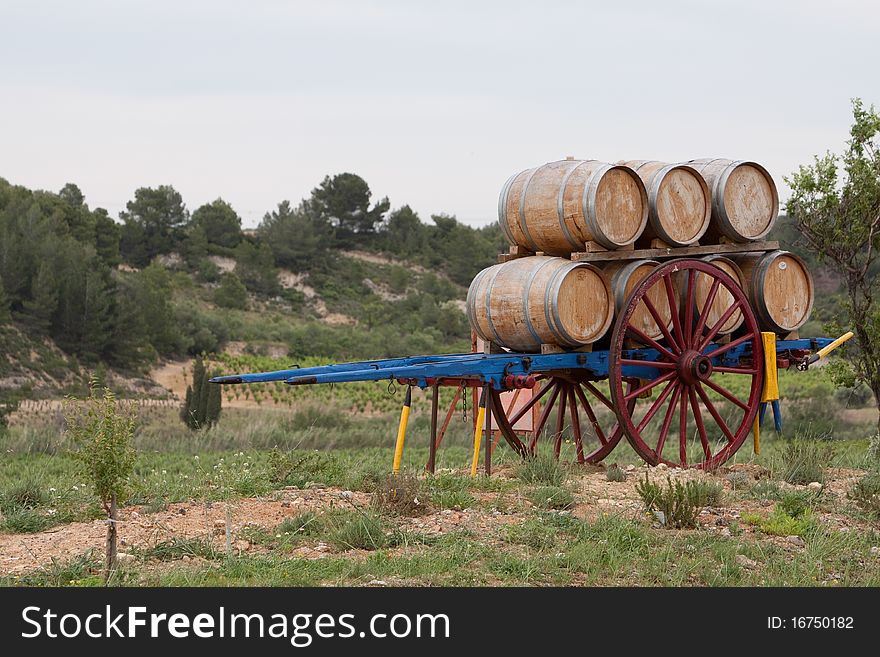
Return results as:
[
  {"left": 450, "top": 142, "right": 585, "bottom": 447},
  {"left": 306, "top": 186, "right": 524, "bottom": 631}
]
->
[{"left": 571, "top": 240, "right": 780, "bottom": 263}]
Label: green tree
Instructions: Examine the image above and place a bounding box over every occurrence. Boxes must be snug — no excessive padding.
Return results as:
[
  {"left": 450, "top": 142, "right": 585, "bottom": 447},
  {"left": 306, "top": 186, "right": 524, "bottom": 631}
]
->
[
  {"left": 58, "top": 183, "right": 97, "bottom": 245},
  {"left": 214, "top": 271, "right": 248, "bottom": 309},
  {"left": 192, "top": 198, "right": 241, "bottom": 249},
  {"left": 309, "top": 173, "right": 389, "bottom": 235},
  {"left": 234, "top": 240, "right": 279, "bottom": 296},
  {"left": 64, "top": 384, "right": 136, "bottom": 581},
  {"left": 22, "top": 262, "right": 59, "bottom": 332},
  {"left": 0, "top": 274, "right": 10, "bottom": 323},
  {"left": 786, "top": 98, "right": 880, "bottom": 431},
  {"left": 93, "top": 208, "right": 121, "bottom": 266},
  {"left": 119, "top": 185, "right": 189, "bottom": 266},
  {"left": 258, "top": 200, "right": 331, "bottom": 271},
  {"left": 181, "top": 356, "right": 221, "bottom": 429}
]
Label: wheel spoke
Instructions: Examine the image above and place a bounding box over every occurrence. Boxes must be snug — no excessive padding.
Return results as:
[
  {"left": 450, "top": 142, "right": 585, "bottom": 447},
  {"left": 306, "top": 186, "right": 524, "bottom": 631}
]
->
[
  {"left": 636, "top": 379, "right": 676, "bottom": 433},
  {"left": 695, "top": 382, "right": 735, "bottom": 443},
  {"left": 684, "top": 269, "right": 696, "bottom": 347},
  {"left": 699, "top": 300, "right": 743, "bottom": 350},
  {"left": 553, "top": 384, "right": 568, "bottom": 458},
  {"left": 508, "top": 378, "right": 554, "bottom": 426},
  {"left": 702, "top": 377, "right": 750, "bottom": 410},
  {"left": 655, "top": 383, "right": 682, "bottom": 458},
  {"left": 530, "top": 382, "right": 561, "bottom": 452},
  {"left": 489, "top": 389, "right": 529, "bottom": 458},
  {"left": 679, "top": 386, "right": 689, "bottom": 466},
  {"left": 625, "top": 323, "right": 678, "bottom": 362},
  {"left": 583, "top": 381, "right": 614, "bottom": 411},
  {"left": 689, "top": 385, "right": 712, "bottom": 461},
  {"left": 624, "top": 371, "right": 677, "bottom": 401},
  {"left": 641, "top": 293, "right": 680, "bottom": 354},
  {"left": 573, "top": 384, "right": 606, "bottom": 445},
  {"left": 567, "top": 388, "right": 585, "bottom": 463},
  {"left": 619, "top": 358, "right": 677, "bottom": 370},
  {"left": 663, "top": 274, "right": 685, "bottom": 350},
  {"left": 705, "top": 332, "right": 754, "bottom": 359},
  {"left": 692, "top": 277, "right": 721, "bottom": 342},
  {"left": 713, "top": 366, "right": 759, "bottom": 375}
]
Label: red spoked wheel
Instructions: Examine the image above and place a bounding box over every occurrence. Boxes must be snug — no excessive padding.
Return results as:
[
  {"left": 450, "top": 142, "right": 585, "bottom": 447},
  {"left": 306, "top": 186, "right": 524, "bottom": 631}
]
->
[
  {"left": 491, "top": 375, "right": 635, "bottom": 464},
  {"left": 608, "top": 259, "right": 764, "bottom": 469}
]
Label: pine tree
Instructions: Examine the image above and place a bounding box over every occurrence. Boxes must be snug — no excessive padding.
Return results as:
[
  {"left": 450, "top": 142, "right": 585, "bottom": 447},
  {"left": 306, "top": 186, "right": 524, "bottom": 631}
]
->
[
  {"left": 22, "top": 263, "right": 59, "bottom": 333},
  {"left": 179, "top": 357, "right": 221, "bottom": 429},
  {"left": 0, "top": 274, "right": 10, "bottom": 323}
]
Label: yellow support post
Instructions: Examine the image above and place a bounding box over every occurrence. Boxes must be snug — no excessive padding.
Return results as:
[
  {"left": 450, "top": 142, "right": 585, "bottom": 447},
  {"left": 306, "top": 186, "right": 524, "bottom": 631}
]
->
[
  {"left": 753, "top": 413, "right": 760, "bottom": 455},
  {"left": 470, "top": 388, "right": 487, "bottom": 477},
  {"left": 391, "top": 386, "right": 412, "bottom": 474},
  {"left": 753, "top": 332, "right": 780, "bottom": 452}
]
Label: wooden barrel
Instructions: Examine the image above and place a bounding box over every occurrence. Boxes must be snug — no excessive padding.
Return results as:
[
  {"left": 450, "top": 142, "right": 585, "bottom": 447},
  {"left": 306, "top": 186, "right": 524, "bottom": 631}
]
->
[
  {"left": 602, "top": 259, "right": 674, "bottom": 340},
  {"left": 623, "top": 160, "right": 711, "bottom": 246},
  {"left": 729, "top": 251, "right": 814, "bottom": 334},
  {"left": 686, "top": 158, "right": 778, "bottom": 242},
  {"left": 498, "top": 159, "right": 648, "bottom": 255},
  {"left": 467, "top": 256, "right": 613, "bottom": 352},
  {"left": 692, "top": 256, "right": 746, "bottom": 335}
]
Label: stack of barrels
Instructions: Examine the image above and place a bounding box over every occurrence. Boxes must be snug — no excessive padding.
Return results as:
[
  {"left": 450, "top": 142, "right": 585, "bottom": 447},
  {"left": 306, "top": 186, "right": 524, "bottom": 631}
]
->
[{"left": 468, "top": 157, "right": 814, "bottom": 353}]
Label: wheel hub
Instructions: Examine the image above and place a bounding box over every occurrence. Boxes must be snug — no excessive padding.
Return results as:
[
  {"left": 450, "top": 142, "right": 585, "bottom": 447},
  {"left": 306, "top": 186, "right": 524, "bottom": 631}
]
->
[{"left": 677, "top": 350, "right": 713, "bottom": 385}]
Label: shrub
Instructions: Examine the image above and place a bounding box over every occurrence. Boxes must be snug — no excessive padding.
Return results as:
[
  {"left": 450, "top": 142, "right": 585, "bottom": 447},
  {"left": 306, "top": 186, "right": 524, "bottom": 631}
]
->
[
  {"left": 741, "top": 508, "right": 817, "bottom": 537},
  {"left": 139, "top": 537, "right": 219, "bottom": 561},
  {"left": 527, "top": 485, "right": 575, "bottom": 510},
  {"left": 635, "top": 475, "right": 706, "bottom": 529},
  {"left": 329, "top": 511, "right": 390, "bottom": 551},
  {"left": 505, "top": 519, "right": 558, "bottom": 549},
  {"left": 687, "top": 479, "right": 725, "bottom": 507},
  {"left": 1, "top": 475, "right": 48, "bottom": 512},
  {"left": 867, "top": 434, "right": 880, "bottom": 466},
  {"left": 778, "top": 489, "right": 818, "bottom": 519},
  {"left": 213, "top": 272, "right": 248, "bottom": 309},
  {"left": 277, "top": 511, "right": 322, "bottom": 537},
  {"left": 374, "top": 473, "right": 428, "bottom": 516},
  {"left": 1, "top": 507, "right": 54, "bottom": 533},
  {"left": 515, "top": 454, "right": 566, "bottom": 486},
  {"left": 780, "top": 435, "right": 835, "bottom": 484},
  {"left": 268, "top": 450, "right": 342, "bottom": 487},
  {"left": 605, "top": 464, "right": 627, "bottom": 482},
  {"left": 848, "top": 472, "right": 880, "bottom": 517}
]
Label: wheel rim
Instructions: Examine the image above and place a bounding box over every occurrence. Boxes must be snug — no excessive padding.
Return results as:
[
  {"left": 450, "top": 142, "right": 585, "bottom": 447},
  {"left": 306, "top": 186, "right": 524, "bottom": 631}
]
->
[
  {"left": 608, "top": 259, "right": 764, "bottom": 469},
  {"left": 492, "top": 375, "right": 634, "bottom": 464}
]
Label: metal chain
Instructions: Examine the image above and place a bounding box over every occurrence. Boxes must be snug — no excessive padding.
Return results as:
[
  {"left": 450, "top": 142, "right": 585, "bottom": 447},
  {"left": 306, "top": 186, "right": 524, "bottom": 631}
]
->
[
  {"left": 461, "top": 387, "right": 468, "bottom": 422},
  {"left": 387, "top": 380, "right": 397, "bottom": 396}
]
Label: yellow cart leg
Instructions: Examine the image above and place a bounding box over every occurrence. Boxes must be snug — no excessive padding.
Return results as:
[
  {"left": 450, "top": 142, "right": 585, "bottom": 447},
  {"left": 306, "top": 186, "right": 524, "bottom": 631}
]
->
[
  {"left": 392, "top": 386, "right": 412, "bottom": 474},
  {"left": 470, "top": 388, "right": 487, "bottom": 477}
]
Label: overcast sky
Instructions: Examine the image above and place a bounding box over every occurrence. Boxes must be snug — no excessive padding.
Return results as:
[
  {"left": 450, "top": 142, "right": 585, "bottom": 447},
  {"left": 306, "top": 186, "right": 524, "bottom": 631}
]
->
[{"left": 0, "top": 0, "right": 876, "bottom": 228}]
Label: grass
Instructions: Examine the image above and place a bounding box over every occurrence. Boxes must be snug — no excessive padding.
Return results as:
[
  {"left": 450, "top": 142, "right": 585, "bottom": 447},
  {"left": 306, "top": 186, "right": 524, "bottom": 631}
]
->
[
  {"left": 526, "top": 485, "right": 575, "bottom": 510},
  {"left": 742, "top": 508, "right": 818, "bottom": 538},
  {"left": 848, "top": 471, "right": 880, "bottom": 517},
  {"left": 635, "top": 475, "right": 714, "bottom": 529},
  {"left": 779, "top": 435, "right": 836, "bottom": 484},
  {"left": 514, "top": 454, "right": 566, "bottom": 486}
]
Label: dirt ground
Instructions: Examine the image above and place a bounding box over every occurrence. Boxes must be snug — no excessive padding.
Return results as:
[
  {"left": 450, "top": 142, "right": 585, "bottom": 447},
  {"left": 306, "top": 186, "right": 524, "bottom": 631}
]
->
[{"left": 1, "top": 464, "right": 873, "bottom": 577}]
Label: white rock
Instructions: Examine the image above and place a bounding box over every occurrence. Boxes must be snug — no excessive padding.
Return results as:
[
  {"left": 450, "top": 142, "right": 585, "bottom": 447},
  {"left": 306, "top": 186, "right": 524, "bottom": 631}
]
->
[
  {"left": 735, "top": 554, "right": 758, "bottom": 568},
  {"left": 807, "top": 482, "right": 822, "bottom": 491},
  {"left": 340, "top": 490, "right": 354, "bottom": 500},
  {"left": 786, "top": 535, "right": 806, "bottom": 547},
  {"left": 625, "top": 464, "right": 635, "bottom": 472},
  {"left": 870, "top": 546, "right": 880, "bottom": 556},
  {"left": 116, "top": 552, "right": 136, "bottom": 564},
  {"left": 367, "top": 579, "right": 387, "bottom": 586},
  {"left": 720, "top": 527, "right": 732, "bottom": 537}
]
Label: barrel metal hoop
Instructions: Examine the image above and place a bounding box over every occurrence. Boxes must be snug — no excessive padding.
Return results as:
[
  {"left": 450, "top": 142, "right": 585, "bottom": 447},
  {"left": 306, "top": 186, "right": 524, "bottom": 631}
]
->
[
  {"left": 581, "top": 162, "right": 621, "bottom": 250},
  {"left": 497, "top": 173, "right": 518, "bottom": 246},
  {"left": 517, "top": 168, "right": 541, "bottom": 252},
  {"left": 521, "top": 257, "right": 556, "bottom": 347},
  {"left": 483, "top": 265, "right": 505, "bottom": 345},
  {"left": 555, "top": 161, "right": 587, "bottom": 251}
]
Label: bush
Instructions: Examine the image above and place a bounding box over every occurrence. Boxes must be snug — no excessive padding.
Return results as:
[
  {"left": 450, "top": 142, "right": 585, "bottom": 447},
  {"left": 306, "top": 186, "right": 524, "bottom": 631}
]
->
[
  {"left": 329, "top": 511, "right": 390, "bottom": 551},
  {"left": 780, "top": 436, "right": 835, "bottom": 484},
  {"left": 867, "top": 434, "right": 880, "bottom": 466},
  {"left": 515, "top": 454, "right": 566, "bottom": 486},
  {"left": 527, "top": 485, "right": 575, "bottom": 510},
  {"left": 741, "top": 508, "right": 817, "bottom": 537},
  {"left": 848, "top": 472, "right": 880, "bottom": 517},
  {"left": 267, "top": 450, "right": 343, "bottom": 488},
  {"left": 687, "top": 479, "right": 725, "bottom": 507},
  {"left": 778, "top": 489, "right": 818, "bottom": 519},
  {"left": 374, "top": 473, "right": 429, "bottom": 516},
  {"left": 635, "top": 475, "right": 706, "bottom": 529},
  {"left": 1, "top": 475, "right": 47, "bottom": 512},
  {"left": 213, "top": 272, "right": 248, "bottom": 310},
  {"left": 605, "top": 464, "right": 627, "bottom": 482},
  {"left": 276, "top": 511, "right": 323, "bottom": 537},
  {"left": 138, "top": 537, "right": 219, "bottom": 561}
]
